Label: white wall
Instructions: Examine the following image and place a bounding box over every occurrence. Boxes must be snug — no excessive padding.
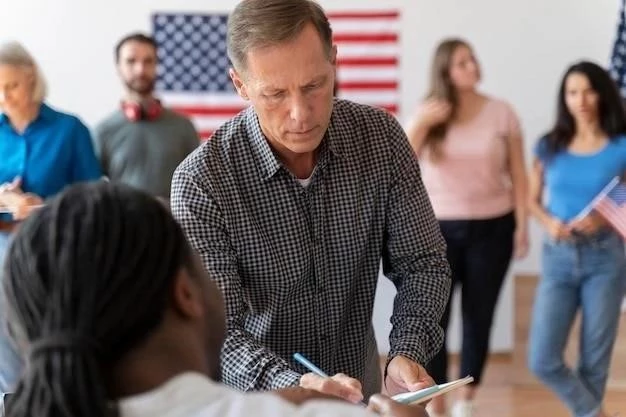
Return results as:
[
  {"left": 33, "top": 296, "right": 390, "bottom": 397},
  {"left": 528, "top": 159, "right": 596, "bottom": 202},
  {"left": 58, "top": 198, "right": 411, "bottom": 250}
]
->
[{"left": 1, "top": 0, "right": 621, "bottom": 353}]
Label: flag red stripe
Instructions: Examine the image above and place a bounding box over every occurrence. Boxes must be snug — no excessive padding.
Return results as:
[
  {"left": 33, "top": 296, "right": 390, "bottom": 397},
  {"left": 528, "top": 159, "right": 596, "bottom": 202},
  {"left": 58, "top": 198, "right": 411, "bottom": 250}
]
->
[
  {"left": 173, "top": 106, "right": 246, "bottom": 116},
  {"left": 327, "top": 11, "right": 399, "bottom": 19},
  {"left": 333, "top": 34, "right": 397, "bottom": 43},
  {"left": 198, "top": 130, "right": 214, "bottom": 141},
  {"left": 339, "top": 81, "right": 397, "bottom": 90},
  {"left": 595, "top": 199, "right": 626, "bottom": 237},
  {"left": 337, "top": 57, "right": 398, "bottom": 66},
  {"left": 380, "top": 104, "right": 397, "bottom": 113}
]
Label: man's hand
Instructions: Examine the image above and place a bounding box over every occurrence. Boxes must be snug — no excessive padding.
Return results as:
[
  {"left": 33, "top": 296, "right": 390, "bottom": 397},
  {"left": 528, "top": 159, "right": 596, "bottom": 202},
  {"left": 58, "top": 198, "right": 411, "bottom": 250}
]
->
[
  {"left": 385, "top": 356, "right": 435, "bottom": 396},
  {"left": 273, "top": 386, "right": 339, "bottom": 405},
  {"left": 299, "top": 372, "right": 364, "bottom": 404},
  {"left": 368, "top": 394, "right": 428, "bottom": 417}
]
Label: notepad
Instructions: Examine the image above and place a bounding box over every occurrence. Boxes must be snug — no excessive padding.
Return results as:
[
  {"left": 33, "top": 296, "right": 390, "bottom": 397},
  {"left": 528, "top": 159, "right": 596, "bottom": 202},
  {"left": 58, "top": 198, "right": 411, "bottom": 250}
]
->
[{"left": 391, "top": 376, "right": 474, "bottom": 405}]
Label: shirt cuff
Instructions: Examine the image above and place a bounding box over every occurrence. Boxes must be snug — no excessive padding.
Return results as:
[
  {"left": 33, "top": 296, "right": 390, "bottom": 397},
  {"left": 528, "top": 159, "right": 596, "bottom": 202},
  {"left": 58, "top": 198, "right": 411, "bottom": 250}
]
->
[
  {"left": 385, "top": 345, "right": 427, "bottom": 387},
  {"left": 271, "top": 369, "right": 302, "bottom": 390}
]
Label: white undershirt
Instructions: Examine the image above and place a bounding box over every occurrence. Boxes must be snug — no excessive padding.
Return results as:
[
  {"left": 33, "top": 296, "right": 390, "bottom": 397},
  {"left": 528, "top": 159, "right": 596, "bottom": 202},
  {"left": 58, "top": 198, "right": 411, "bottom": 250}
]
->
[{"left": 296, "top": 166, "right": 317, "bottom": 187}]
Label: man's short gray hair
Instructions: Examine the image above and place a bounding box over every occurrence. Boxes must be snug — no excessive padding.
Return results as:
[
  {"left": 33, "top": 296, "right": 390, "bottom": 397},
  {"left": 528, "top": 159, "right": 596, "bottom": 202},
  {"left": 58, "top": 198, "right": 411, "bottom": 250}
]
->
[
  {"left": 0, "top": 41, "right": 48, "bottom": 103},
  {"left": 227, "top": 0, "right": 333, "bottom": 73}
]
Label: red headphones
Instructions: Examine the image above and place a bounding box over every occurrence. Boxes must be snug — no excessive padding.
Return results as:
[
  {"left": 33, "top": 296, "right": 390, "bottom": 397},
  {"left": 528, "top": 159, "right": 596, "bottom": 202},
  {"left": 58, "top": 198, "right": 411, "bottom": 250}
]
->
[{"left": 121, "top": 99, "right": 163, "bottom": 122}]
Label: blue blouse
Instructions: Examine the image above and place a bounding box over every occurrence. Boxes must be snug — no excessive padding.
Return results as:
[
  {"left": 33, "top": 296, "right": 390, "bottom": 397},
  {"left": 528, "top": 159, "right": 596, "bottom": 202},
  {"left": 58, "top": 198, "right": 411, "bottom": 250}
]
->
[{"left": 0, "top": 103, "right": 102, "bottom": 220}]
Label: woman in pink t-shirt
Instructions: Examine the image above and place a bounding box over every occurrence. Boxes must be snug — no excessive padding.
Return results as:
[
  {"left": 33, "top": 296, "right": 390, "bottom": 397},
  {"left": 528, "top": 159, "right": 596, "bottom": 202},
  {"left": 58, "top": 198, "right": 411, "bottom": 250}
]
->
[{"left": 405, "top": 38, "right": 528, "bottom": 417}]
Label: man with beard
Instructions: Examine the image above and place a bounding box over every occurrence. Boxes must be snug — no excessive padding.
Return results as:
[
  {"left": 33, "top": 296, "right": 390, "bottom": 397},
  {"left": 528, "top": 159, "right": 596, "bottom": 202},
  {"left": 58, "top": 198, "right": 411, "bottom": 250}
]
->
[{"left": 93, "top": 33, "right": 199, "bottom": 200}]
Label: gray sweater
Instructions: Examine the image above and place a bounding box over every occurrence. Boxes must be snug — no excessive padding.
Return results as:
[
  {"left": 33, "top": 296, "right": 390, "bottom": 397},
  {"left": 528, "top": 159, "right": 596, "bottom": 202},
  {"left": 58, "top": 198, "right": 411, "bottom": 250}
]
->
[{"left": 93, "top": 109, "right": 199, "bottom": 199}]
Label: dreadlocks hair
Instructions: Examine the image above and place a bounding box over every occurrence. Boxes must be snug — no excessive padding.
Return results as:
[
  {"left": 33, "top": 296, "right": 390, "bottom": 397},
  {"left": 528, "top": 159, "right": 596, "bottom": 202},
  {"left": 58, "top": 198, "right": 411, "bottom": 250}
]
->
[{"left": 2, "top": 181, "right": 196, "bottom": 417}]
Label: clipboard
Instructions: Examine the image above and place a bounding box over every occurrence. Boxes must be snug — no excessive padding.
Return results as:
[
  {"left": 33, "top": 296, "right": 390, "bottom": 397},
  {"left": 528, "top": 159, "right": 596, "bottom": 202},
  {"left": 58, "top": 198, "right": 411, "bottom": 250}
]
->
[{"left": 391, "top": 376, "right": 474, "bottom": 405}]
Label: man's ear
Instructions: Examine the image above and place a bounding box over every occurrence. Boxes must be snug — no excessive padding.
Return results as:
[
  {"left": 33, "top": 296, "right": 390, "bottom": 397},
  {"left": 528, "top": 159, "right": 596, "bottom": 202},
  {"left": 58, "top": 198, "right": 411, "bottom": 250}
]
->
[
  {"left": 171, "top": 269, "right": 204, "bottom": 319},
  {"left": 229, "top": 67, "right": 249, "bottom": 101}
]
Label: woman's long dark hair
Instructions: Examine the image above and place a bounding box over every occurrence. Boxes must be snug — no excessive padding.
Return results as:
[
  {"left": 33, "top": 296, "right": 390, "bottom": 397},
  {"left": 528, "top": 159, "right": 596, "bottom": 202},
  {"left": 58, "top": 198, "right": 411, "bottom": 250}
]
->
[
  {"left": 544, "top": 61, "right": 626, "bottom": 155},
  {"left": 2, "top": 182, "right": 194, "bottom": 417}
]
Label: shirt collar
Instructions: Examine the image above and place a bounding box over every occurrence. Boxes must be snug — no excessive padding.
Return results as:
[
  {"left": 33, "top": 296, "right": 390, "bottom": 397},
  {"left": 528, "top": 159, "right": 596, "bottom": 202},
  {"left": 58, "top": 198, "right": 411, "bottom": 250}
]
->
[
  {"left": 0, "top": 102, "right": 53, "bottom": 127},
  {"left": 245, "top": 103, "right": 346, "bottom": 181}
]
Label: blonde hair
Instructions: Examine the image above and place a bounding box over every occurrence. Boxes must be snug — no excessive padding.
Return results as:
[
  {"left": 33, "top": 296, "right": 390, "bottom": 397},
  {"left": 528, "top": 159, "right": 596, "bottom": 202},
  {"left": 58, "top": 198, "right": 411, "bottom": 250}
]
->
[{"left": 0, "top": 41, "right": 48, "bottom": 103}]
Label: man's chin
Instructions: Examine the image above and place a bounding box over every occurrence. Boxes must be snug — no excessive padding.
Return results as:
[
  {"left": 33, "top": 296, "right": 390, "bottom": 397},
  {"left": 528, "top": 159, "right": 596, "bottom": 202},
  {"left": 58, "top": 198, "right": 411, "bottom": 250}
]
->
[{"left": 126, "top": 82, "right": 155, "bottom": 97}]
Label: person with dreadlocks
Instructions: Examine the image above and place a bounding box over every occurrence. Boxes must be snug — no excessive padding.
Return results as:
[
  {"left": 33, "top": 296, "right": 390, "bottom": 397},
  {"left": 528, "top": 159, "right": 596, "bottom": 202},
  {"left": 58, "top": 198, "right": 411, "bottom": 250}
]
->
[{"left": 0, "top": 181, "right": 427, "bottom": 417}]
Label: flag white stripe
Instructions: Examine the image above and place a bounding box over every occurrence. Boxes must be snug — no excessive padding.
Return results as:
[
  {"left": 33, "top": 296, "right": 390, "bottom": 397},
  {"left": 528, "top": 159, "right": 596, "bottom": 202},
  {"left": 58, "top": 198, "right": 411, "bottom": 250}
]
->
[
  {"left": 159, "top": 92, "right": 248, "bottom": 107},
  {"left": 338, "top": 67, "right": 398, "bottom": 82},
  {"left": 339, "top": 90, "right": 398, "bottom": 103},
  {"left": 190, "top": 116, "right": 238, "bottom": 131},
  {"left": 330, "top": 19, "right": 400, "bottom": 34},
  {"left": 336, "top": 44, "right": 399, "bottom": 58}
]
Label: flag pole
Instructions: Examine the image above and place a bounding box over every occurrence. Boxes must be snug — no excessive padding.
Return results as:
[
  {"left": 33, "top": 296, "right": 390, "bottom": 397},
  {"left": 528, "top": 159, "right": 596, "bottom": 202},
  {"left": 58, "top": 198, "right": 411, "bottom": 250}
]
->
[{"left": 571, "top": 176, "right": 620, "bottom": 222}]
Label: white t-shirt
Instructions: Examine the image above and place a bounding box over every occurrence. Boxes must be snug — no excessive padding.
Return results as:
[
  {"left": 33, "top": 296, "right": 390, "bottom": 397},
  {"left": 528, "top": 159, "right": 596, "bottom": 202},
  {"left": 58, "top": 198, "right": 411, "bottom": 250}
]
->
[{"left": 118, "top": 372, "right": 378, "bottom": 417}]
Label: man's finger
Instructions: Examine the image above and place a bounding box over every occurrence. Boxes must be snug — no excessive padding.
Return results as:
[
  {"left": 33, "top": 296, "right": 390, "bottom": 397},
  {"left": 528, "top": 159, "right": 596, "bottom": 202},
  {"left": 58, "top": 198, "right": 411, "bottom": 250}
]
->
[
  {"left": 368, "top": 394, "right": 429, "bottom": 417},
  {"left": 368, "top": 394, "right": 392, "bottom": 414},
  {"left": 332, "top": 373, "right": 363, "bottom": 392},
  {"left": 402, "top": 366, "right": 435, "bottom": 392},
  {"left": 300, "top": 373, "right": 363, "bottom": 404}
]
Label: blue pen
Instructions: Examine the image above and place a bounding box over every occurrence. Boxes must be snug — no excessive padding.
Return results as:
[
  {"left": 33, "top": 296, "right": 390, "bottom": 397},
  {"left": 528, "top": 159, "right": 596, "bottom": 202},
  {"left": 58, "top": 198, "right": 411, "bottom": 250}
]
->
[
  {"left": 293, "top": 353, "right": 330, "bottom": 377},
  {"left": 293, "top": 353, "right": 368, "bottom": 407}
]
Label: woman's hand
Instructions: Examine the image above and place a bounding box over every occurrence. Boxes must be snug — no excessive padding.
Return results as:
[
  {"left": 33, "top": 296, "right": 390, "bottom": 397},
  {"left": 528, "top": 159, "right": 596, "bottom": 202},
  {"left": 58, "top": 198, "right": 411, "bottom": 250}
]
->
[
  {"left": 568, "top": 212, "right": 606, "bottom": 236},
  {"left": 513, "top": 227, "right": 529, "bottom": 259},
  {"left": 0, "top": 178, "right": 43, "bottom": 220},
  {"left": 415, "top": 99, "right": 451, "bottom": 128},
  {"left": 545, "top": 217, "right": 572, "bottom": 240}
]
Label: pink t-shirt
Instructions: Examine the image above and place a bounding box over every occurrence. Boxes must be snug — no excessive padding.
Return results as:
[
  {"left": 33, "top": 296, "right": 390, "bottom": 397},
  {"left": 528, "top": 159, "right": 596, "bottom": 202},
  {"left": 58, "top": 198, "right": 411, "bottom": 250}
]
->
[{"left": 419, "top": 97, "right": 522, "bottom": 220}]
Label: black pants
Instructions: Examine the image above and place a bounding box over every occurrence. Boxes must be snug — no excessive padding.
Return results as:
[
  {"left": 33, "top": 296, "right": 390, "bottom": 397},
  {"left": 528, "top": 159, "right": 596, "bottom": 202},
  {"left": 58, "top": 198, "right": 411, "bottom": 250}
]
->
[{"left": 425, "top": 211, "right": 515, "bottom": 385}]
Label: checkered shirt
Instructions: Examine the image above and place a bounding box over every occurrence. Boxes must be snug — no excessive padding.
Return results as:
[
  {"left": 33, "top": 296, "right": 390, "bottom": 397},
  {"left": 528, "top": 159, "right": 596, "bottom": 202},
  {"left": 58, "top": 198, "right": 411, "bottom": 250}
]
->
[{"left": 170, "top": 99, "right": 451, "bottom": 398}]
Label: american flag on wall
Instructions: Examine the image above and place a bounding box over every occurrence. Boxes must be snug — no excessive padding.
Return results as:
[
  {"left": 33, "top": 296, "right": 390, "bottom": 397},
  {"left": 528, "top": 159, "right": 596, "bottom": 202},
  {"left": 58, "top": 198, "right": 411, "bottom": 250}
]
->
[
  {"left": 152, "top": 10, "right": 400, "bottom": 140},
  {"left": 609, "top": 0, "right": 626, "bottom": 97}
]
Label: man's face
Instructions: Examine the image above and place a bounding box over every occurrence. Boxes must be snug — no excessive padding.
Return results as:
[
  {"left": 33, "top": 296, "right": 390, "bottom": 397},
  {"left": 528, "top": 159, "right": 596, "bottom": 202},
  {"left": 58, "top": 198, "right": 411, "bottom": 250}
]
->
[
  {"left": 117, "top": 40, "right": 157, "bottom": 96},
  {"left": 230, "top": 23, "right": 336, "bottom": 158}
]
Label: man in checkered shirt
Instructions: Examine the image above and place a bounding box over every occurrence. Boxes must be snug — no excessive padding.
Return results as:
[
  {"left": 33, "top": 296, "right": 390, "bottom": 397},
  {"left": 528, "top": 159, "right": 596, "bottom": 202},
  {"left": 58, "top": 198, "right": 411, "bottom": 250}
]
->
[{"left": 171, "top": 0, "right": 451, "bottom": 403}]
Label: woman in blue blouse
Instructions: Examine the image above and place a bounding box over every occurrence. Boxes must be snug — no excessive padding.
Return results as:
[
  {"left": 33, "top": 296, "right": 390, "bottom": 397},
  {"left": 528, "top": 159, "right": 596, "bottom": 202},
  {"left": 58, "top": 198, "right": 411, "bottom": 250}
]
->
[
  {"left": 527, "top": 61, "right": 626, "bottom": 417},
  {"left": 0, "top": 41, "right": 102, "bottom": 393}
]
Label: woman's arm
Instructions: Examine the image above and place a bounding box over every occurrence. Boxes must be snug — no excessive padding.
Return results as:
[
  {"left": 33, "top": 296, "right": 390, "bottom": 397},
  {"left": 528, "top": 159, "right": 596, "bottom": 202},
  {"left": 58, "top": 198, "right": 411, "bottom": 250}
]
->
[
  {"left": 404, "top": 100, "right": 451, "bottom": 156},
  {"left": 527, "top": 159, "right": 571, "bottom": 240},
  {"left": 507, "top": 132, "right": 529, "bottom": 258},
  {"left": 405, "top": 119, "right": 430, "bottom": 157}
]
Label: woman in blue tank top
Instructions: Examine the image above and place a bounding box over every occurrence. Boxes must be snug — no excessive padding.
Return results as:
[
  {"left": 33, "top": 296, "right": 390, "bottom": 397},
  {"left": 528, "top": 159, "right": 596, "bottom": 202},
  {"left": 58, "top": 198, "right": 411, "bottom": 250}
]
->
[{"left": 527, "top": 61, "right": 626, "bottom": 417}]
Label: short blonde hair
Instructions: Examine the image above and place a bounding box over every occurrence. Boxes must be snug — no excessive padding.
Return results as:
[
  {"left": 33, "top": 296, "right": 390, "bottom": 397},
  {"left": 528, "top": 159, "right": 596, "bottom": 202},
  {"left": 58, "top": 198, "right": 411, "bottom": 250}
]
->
[{"left": 0, "top": 41, "right": 48, "bottom": 103}]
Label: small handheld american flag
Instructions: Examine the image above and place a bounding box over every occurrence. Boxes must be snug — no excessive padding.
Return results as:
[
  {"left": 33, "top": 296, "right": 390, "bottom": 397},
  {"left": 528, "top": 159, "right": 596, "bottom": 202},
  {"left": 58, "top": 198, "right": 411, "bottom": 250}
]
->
[{"left": 575, "top": 176, "right": 626, "bottom": 239}]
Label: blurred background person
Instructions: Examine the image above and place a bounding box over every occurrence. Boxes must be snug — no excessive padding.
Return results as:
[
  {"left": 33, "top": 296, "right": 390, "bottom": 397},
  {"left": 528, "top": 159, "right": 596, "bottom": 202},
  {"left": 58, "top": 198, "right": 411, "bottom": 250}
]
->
[
  {"left": 93, "top": 33, "right": 199, "bottom": 201},
  {"left": 527, "top": 61, "right": 626, "bottom": 417},
  {"left": 0, "top": 40, "right": 102, "bottom": 393},
  {"left": 404, "top": 38, "right": 528, "bottom": 417}
]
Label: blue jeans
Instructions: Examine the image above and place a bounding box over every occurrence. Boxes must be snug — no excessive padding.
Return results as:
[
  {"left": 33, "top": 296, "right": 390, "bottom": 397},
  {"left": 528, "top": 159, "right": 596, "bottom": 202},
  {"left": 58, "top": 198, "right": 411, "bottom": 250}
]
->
[
  {"left": 528, "top": 230, "right": 626, "bottom": 417},
  {"left": 0, "top": 231, "right": 23, "bottom": 393}
]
